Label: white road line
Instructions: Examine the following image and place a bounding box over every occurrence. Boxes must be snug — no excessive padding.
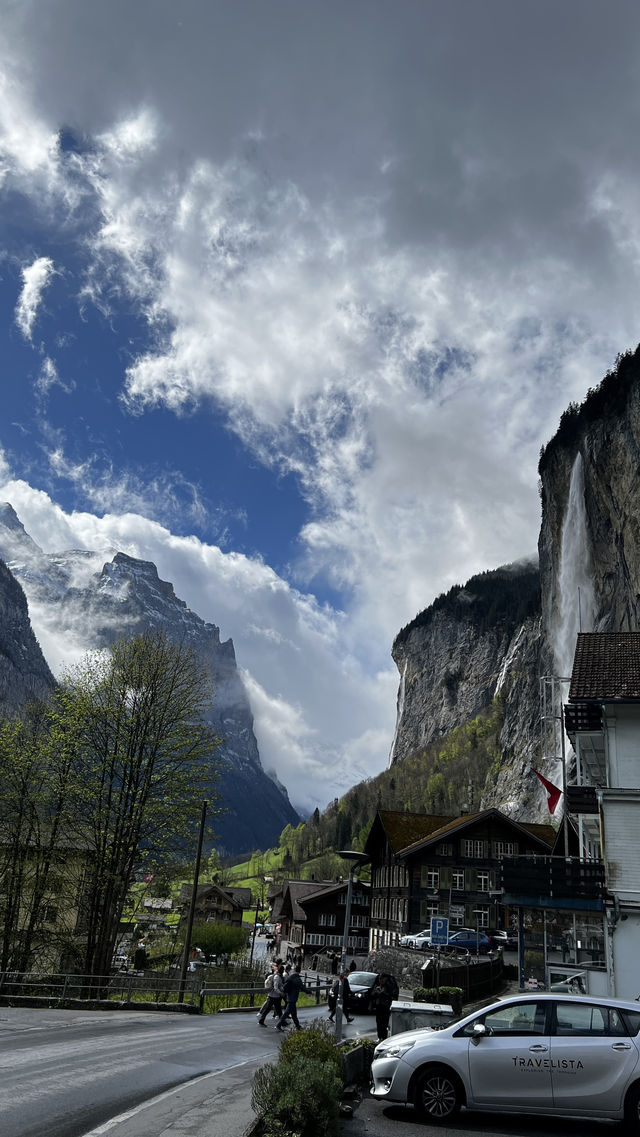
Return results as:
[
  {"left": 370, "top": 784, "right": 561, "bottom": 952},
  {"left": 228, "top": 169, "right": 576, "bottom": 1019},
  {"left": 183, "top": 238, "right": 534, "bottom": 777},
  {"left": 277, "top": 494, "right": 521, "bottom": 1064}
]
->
[{"left": 77, "top": 1053, "right": 271, "bottom": 1136}]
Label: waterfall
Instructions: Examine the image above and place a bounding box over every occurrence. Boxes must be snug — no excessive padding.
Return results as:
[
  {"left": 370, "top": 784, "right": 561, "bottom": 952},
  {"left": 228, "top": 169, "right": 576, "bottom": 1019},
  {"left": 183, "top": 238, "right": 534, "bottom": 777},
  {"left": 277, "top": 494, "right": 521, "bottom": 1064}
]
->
[
  {"left": 547, "top": 452, "right": 596, "bottom": 814},
  {"left": 388, "top": 659, "right": 408, "bottom": 766},
  {"left": 553, "top": 452, "right": 596, "bottom": 679}
]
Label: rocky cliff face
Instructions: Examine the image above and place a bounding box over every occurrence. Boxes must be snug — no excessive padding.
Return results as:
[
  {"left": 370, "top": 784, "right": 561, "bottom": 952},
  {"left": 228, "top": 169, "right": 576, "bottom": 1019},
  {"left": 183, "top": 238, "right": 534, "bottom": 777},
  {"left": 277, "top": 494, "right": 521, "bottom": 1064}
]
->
[
  {"left": 0, "top": 558, "right": 54, "bottom": 714},
  {"left": 539, "top": 347, "right": 640, "bottom": 658},
  {"left": 390, "top": 564, "right": 547, "bottom": 820},
  {"left": 388, "top": 345, "right": 640, "bottom": 826},
  {"left": 0, "top": 504, "right": 299, "bottom": 855}
]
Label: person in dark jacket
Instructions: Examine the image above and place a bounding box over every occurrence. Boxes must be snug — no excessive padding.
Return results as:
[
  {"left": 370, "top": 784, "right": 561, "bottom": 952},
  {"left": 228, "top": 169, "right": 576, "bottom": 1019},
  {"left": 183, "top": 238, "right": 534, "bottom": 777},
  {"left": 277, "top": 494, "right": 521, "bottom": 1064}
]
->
[
  {"left": 275, "top": 964, "right": 304, "bottom": 1031},
  {"left": 373, "top": 971, "right": 397, "bottom": 1041},
  {"left": 327, "top": 973, "right": 353, "bottom": 1023}
]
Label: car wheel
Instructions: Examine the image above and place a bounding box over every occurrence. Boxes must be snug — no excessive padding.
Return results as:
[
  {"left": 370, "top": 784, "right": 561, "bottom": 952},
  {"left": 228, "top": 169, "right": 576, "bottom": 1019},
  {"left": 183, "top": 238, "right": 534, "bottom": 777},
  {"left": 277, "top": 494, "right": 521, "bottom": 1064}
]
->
[
  {"left": 624, "top": 1082, "right": 640, "bottom": 1131},
  {"left": 413, "top": 1065, "right": 462, "bottom": 1123}
]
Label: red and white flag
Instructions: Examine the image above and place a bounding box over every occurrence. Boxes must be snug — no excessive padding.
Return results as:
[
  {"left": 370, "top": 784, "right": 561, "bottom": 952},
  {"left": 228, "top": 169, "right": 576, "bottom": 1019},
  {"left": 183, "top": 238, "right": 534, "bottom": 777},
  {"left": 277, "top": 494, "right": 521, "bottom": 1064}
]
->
[{"left": 532, "top": 768, "right": 562, "bottom": 814}]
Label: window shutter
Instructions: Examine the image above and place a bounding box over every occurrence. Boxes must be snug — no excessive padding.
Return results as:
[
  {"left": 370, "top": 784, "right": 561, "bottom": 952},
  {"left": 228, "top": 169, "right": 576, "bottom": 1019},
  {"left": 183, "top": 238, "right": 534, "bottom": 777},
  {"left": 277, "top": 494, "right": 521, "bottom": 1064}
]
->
[
  {"left": 440, "top": 867, "right": 451, "bottom": 889},
  {"left": 420, "top": 866, "right": 428, "bottom": 888}
]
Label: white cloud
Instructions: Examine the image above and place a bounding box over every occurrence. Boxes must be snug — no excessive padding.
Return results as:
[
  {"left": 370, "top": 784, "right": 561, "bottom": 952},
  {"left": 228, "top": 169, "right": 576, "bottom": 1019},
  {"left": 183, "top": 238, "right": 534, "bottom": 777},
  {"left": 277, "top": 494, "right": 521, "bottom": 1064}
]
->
[
  {"left": 5, "top": 2, "right": 640, "bottom": 810},
  {"left": 0, "top": 467, "right": 396, "bottom": 812},
  {"left": 15, "top": 257, "right": 56, "bottom": 341}
]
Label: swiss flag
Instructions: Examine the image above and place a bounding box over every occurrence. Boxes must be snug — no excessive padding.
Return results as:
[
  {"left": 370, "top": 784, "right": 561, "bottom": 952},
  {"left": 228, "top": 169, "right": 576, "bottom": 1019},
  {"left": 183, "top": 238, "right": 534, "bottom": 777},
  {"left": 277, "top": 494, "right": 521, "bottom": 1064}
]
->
[{"left": 532, "top": 768, "right": 562, "bottom": 814}]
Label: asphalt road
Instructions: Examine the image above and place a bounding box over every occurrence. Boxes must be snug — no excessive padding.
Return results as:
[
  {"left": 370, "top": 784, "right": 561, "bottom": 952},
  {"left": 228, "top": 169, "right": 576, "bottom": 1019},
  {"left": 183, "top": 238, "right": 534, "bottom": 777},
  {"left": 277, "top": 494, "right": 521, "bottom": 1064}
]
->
[
  {"left": 0, "top": 1001, "right": 340, "bottom": 1137},
  {"left": 343, "top": 1093, "right": 621, "bottom": 1137}
]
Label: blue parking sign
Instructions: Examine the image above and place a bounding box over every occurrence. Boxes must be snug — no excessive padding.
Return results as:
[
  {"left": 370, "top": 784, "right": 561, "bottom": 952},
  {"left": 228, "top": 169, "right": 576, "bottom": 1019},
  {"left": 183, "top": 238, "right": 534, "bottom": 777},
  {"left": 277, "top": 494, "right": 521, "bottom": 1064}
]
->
[{"left": 430, "top": 916, "right": 449, "bottom": 945}]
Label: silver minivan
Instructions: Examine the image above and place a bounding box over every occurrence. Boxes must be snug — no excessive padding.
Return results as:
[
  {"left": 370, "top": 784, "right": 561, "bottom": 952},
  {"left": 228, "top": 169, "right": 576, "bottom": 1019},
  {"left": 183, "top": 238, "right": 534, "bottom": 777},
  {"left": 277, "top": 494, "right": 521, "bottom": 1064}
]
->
[{"left": 371, "top": 992, "right": 640, "bottom": 1125}]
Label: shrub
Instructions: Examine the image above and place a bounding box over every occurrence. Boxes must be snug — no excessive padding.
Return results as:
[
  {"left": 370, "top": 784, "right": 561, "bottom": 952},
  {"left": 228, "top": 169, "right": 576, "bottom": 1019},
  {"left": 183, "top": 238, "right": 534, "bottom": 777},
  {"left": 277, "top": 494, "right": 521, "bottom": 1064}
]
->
[
  {"left": 278, "top": 1020, "right": 342, "bottom": 1075},
  {"left": 252, "top": 1056, "right": 342, "bottom": 1137},
  {"left": 413, "top": 985, "right": 462, "bottom": 1004}
]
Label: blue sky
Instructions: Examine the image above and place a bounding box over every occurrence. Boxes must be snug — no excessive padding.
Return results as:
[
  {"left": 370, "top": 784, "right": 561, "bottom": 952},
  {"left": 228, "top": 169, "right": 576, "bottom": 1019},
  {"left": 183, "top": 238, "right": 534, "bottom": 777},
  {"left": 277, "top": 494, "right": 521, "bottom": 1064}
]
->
[{"left": 2, "top": 1, "right": 640, "bottom": 813}]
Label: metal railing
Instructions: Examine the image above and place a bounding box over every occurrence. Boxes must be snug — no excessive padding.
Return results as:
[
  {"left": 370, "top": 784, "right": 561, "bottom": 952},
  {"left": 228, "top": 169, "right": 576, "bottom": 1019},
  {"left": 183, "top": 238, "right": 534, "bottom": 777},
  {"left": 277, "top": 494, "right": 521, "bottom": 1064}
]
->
[
  {"left": 0, "top": 970, "right": 202, "bottom": 1008},
  {"left": 199, "top": 973, "right": 332, "bottom": 1013},
  {"left": 0, "top": 969, "right": 333, "bottom": 1014}
]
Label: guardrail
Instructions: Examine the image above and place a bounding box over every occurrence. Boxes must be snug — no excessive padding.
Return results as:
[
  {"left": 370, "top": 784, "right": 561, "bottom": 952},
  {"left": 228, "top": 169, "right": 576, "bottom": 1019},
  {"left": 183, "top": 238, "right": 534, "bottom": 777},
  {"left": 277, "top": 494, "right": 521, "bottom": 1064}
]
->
[
  {"left": 0, "top": 970, "right": 202, "bottom": 1008},
  {"left": 0, "top": 969, "right": 333, "bottom": 1014},
  {"left": 199, "top": 974, "right": 332, "bottom": 1013}
]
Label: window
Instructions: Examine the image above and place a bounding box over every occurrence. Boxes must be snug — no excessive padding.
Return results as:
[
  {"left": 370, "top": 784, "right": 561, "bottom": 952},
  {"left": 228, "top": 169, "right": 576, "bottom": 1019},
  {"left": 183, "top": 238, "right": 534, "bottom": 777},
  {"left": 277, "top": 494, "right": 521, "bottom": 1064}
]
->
[
  {"left": 462, "top": 839, "right": 486, "bottom": 858},
  {"left": 475, "top": 906, "right": 489, "bottom": 928},
  {"left": 325, "top": 934, "right": 342, "bottom": 947},
  {"left": 494, "top": 840, "right": 518, "bottom": 857},
  {"left": 477, "top": 870, "right": 490, "bottom": 892},
  {"left": 555, "top": 1002, "right": 627, "bottom": 1037},
  {"left": 420, "top": 867, "right": 440, "bottom": 890},
  {"left": 462, "top": 1001, "right": 547, "bottom": 1037},
  {"left": 318, "top": 913, "right": 336, "bottom": 927},
  {"left": 438, "top": 843, "right": 453, "bottom": 856},
  {"left": 450, "top": 904, "right": 465, "bottom": 926},
  {"left": 306, "top": 933, "right": 325, "bottom": 946},
  {"left": 419, "top": 901, "right": 440, "bottom": 924},
  {"left": 451, "top": 869, "right": 465, "bottom": 890}
]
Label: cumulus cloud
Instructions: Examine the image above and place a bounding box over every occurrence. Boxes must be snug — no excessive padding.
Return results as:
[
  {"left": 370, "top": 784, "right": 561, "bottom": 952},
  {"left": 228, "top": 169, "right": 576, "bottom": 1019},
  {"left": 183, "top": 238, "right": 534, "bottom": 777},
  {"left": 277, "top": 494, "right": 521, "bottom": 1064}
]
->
[
  {"left": 0, "top": 466, "right": 396, "bottom": 811},
  {"left": 4, "top": 2, "right": 640, "bottom": 808},
  {"left": 15, "top": 257, "right": 56, "bottom": 341}
]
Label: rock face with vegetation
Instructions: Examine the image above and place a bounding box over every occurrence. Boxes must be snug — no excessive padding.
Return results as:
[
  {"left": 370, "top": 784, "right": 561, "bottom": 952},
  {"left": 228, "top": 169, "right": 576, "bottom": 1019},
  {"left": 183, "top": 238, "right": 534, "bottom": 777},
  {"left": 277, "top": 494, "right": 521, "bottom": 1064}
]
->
[
  {"left": 388, "top": 346, "right": 640, "bottom": 825},
  {"left": 0, "top": 504, "right": 299, "bottom": 856}
]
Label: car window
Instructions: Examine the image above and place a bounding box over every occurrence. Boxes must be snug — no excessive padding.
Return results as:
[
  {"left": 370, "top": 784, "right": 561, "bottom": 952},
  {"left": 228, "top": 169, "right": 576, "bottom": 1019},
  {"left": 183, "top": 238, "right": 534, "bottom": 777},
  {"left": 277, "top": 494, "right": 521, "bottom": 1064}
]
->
[
  {"left": 554, "top": 1001, "right": 628, "bottom": 1037},
  {"left": 460, "top": 1001, "right": 548, "bottom": 1037},
  {"left": 621, "top": 1010, "right": 640, "bottom": 1036}
]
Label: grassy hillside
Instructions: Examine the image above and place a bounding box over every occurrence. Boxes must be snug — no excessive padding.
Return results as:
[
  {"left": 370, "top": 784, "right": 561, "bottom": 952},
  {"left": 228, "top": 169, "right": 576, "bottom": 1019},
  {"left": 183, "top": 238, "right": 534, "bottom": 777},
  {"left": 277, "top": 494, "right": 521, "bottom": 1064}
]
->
[{"left": 226, "top": 698, "right": 505, "bottom": 892}]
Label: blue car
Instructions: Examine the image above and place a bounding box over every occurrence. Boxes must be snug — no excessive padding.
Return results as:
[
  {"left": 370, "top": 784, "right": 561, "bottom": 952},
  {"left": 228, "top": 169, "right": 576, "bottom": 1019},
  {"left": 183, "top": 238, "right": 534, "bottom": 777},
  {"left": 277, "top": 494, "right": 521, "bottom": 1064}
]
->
[{"left": 446, "top": 930, "right": 492, "bottom": 954}]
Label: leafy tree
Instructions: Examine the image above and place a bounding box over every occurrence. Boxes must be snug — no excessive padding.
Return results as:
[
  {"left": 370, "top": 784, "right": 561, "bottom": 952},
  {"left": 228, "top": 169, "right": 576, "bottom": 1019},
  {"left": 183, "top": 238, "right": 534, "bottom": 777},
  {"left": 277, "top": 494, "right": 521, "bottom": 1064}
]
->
[
  {"left": 187, "top": 920, "right": 248, "bottom": 959},
  {"left": 55, "top": 629, "right": 222, "bottom": 976},
  {"left": 0, "top": 702, "right": 78, "bottom": 970}
]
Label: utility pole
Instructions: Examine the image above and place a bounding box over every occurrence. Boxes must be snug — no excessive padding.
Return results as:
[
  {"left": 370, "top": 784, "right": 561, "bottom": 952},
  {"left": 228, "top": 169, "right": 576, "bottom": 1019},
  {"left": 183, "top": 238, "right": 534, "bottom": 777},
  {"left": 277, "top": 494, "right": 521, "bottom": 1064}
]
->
[{"left": 178, "top": 800, "right": 208, "bottom": 1005}]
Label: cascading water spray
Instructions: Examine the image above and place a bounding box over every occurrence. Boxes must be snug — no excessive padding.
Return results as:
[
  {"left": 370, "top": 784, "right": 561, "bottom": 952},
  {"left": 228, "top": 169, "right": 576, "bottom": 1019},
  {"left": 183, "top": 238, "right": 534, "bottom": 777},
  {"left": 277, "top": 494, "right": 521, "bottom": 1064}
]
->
[
  {"left": 388, "top": 659, "right": 408, "bottom": 766},
  {"left": 546, "top": 452, "right": 596, "bottom": 826},
  {"left": 553, "top": 452, "right": 596, "bottom": 677}
]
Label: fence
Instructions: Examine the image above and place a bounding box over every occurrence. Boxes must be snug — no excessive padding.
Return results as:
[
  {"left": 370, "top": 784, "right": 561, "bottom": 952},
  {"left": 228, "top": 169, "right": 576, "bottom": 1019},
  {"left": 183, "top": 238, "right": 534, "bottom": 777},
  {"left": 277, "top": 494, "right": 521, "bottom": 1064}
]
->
[{"left": 0, "top": 969, "right": 333, "bottom": 1014}]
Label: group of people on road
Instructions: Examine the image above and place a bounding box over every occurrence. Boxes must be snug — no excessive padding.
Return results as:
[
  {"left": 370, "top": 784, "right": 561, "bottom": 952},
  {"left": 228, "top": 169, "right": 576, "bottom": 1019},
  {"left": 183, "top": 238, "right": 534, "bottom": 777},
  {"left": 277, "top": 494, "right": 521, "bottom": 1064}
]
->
[
  {"left": 257, "top": 959, "right": 304, "bottom": 1031},
  {"left": 259, "top": 956, "right": 398, "bottom": 1042}
]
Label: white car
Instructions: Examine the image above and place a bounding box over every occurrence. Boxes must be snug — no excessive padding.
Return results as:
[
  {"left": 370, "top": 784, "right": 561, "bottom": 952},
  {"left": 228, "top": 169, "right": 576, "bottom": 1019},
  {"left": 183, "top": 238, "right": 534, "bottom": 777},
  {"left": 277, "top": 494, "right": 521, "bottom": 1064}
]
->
[
  {"left": 400, "top": 929, "right": 432, "bottom": 949},
  {"left": 371, "top": 992, "right": 640, "bottom": 1125}
]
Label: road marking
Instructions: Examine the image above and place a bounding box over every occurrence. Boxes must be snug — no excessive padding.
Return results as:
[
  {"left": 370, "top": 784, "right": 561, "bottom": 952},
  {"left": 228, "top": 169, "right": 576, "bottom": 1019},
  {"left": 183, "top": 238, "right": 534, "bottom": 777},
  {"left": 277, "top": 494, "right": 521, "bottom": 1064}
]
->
[{"left": 77, "top": 1053, "right": 272, "bottom": 1136}]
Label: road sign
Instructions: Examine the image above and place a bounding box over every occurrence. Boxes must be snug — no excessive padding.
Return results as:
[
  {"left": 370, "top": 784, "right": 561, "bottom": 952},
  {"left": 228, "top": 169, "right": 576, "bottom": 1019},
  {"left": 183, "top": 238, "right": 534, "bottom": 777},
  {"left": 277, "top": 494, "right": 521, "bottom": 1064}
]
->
[{"left": 430, "top": 916, "right": 449, "bottom": 945}]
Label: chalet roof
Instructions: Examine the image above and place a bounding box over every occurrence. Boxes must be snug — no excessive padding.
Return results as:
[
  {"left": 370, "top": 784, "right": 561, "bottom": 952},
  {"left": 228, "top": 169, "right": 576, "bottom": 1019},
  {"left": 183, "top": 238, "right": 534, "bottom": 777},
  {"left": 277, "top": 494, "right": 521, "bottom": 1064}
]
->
[
  {"left": 178, "top": 882, "right": 242, "bottom": 909},
  {"left": 271, "top": 880, "right": 331, "bottom": 922},
  {"left": 397, "top": 808, "right": 556, "bottom": 857},
  {"left": 297, "top": 880, "right": 371, "bottom": 908},
  {"left": 364, "top": 809, "right": 455, "bottom": 858},
  {"left": 225, "top": 887, "right": 252, "bottom": 908},
  {"left": 568, "top": 633, "right": 640, "bottom": 701}
]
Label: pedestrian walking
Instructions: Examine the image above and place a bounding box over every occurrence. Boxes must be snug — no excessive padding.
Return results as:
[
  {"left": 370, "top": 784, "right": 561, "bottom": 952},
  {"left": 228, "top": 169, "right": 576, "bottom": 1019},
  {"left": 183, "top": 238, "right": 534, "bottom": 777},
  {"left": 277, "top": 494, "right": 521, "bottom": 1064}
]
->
[
  {"left": 275, "top": 964, "right": 304, "bottom": 1031},
  {"left": 327, "top": 973, "right": 353, "bottom": 1023},
  {"left": 372, "top": 971, "right": 398, "bottom": 1042},
  {"left": 257, "top": 964, "right": 285, "bottom": 1025}
]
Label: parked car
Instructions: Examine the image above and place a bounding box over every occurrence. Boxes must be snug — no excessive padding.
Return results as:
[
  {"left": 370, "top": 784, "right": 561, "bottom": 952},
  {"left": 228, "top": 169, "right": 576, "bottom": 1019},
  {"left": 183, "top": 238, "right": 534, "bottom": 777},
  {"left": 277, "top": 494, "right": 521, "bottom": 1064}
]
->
[
  {"left": 371, "top": 991, "right": 640, "bottom": 1125},
  {"left": 345, "top": 970, "right": 379, "bottom": 1013},
  {"left": 488, "top": 928, "right": 519, "bottom": 951},
  {"left": 445, "top": 930, "right": 492, "bottom": 954},
  {"left": 400, "top": 929, "right": 431, "bottom": 948}
]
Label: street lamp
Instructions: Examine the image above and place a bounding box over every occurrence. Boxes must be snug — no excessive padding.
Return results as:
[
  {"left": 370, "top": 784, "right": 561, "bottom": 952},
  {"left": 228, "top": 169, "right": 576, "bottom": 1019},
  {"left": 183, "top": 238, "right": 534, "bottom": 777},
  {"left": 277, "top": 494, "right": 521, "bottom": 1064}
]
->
[{"left": 335, "top": 850, "right": 368, "bottom": 1042}]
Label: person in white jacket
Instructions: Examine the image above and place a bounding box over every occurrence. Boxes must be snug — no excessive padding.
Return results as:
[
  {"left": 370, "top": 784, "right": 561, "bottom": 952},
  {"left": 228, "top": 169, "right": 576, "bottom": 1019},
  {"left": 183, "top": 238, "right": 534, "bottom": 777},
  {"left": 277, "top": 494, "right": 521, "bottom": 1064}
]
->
[{"left": 257, "top": 964, "right": 285, "bottom": 1025}]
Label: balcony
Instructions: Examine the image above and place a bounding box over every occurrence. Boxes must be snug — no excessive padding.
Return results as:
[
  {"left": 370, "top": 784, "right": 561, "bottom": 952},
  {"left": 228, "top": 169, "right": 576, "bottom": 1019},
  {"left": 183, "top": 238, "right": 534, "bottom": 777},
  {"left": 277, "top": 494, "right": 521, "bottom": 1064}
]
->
[{"left": 501, "top": 856, "right": 605, "bottom": 912}]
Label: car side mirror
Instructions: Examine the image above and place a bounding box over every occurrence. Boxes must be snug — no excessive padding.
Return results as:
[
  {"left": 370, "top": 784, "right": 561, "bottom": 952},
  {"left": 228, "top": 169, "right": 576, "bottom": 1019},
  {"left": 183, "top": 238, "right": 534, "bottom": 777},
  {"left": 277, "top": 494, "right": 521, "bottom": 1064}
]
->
[{"left": 471, "top": 1022, "right": 488, "bottom": 1044}]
